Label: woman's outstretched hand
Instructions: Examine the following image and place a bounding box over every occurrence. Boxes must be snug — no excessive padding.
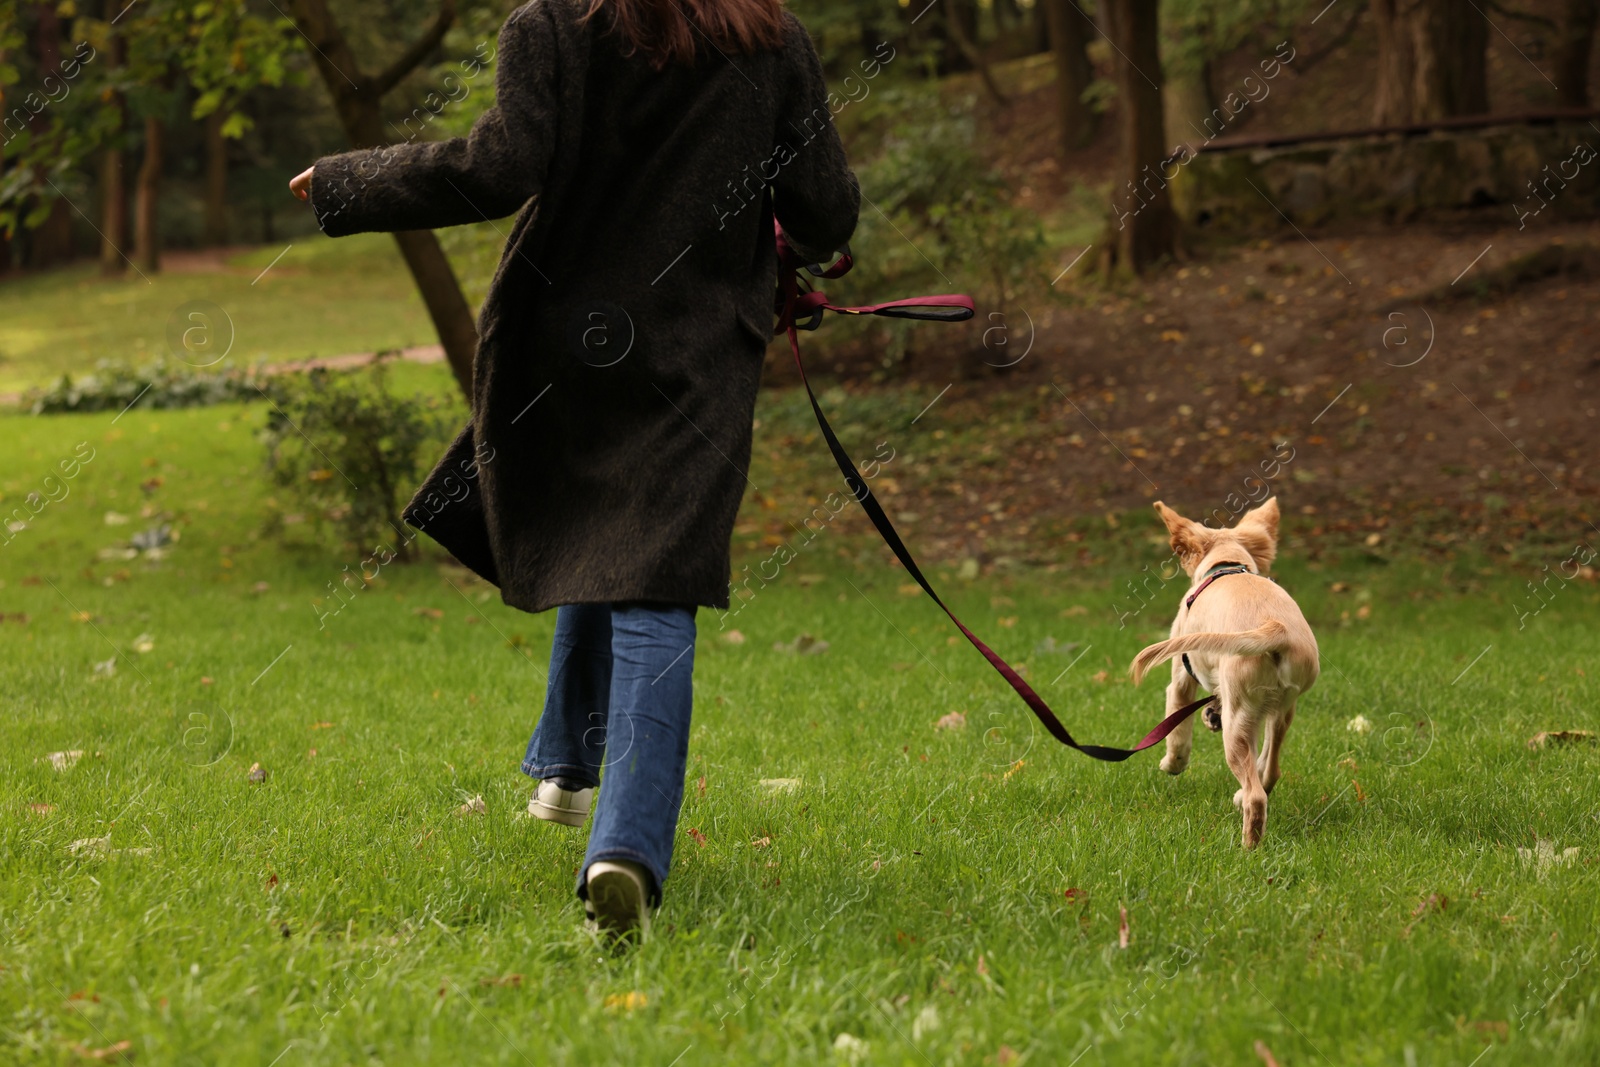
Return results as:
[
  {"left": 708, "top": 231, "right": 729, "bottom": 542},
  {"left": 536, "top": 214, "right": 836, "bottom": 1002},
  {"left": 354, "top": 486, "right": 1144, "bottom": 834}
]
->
[{"left": 289, "top": 166, "right": 314, "bottom": 202}]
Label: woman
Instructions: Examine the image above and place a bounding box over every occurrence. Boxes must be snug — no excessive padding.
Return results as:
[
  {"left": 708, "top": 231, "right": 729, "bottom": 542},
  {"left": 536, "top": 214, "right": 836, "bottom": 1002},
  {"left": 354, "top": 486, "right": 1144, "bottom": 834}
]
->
[{"left": 290, "top": 0, "right": 858, "bottom": 938}]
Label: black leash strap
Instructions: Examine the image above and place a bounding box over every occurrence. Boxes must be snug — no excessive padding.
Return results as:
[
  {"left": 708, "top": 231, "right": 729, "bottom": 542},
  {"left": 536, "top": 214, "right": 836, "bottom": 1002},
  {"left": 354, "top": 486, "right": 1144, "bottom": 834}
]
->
[{"left": 774, "top": 231, "right": 1216, "bottom": 761}]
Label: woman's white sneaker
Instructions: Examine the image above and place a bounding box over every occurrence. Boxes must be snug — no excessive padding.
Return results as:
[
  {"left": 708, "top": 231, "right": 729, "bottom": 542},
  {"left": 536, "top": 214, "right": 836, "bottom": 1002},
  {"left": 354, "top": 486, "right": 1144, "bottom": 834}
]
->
[
  {"left": 585, "top": 860, "right": 651, "bottom": 940},
  {"left": 528, "top": 778, "right": 594, "bottom": 826}
]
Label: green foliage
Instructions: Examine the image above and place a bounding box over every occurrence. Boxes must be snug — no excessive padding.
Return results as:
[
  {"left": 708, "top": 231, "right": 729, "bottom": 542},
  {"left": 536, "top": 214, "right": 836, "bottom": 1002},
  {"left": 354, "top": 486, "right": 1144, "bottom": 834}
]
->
[
  {"left": 258, "top": 360, "right": 461, "bottom": 559},
  {"left": 842, "top": 86, "right": 1048, "bottom": 365},
  {"left": 24, "top": 357, "right": 270, "bottom": 414},
  {"left": 1161, "top": 0, "right": 1316, "bottom": 76}
]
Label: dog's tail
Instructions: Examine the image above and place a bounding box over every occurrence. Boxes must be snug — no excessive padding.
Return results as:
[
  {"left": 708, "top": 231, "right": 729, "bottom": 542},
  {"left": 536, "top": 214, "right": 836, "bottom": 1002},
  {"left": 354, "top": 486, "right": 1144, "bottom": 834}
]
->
[{"left": 1129, "top": 620, "right": 1290, "bottom": 685}]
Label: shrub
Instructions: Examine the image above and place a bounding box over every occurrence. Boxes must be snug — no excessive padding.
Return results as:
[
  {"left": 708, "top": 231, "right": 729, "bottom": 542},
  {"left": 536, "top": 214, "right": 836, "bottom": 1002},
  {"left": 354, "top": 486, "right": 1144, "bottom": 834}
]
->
[
  {"left": 258, "top": 360, "right": 461, "bottom": 560},
  {"left": 25, "top": 358, "right": 270, "bottom": 414}
]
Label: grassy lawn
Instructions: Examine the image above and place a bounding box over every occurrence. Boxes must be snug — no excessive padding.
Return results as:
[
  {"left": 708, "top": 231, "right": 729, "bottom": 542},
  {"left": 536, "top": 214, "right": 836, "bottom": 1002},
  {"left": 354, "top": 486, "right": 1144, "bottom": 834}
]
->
[
  {"left": 0, "top": 229, "right": 509, "bottom": 394},
  {"left": 2, "top": 388, "right": 1597, "bottom": 1066}
]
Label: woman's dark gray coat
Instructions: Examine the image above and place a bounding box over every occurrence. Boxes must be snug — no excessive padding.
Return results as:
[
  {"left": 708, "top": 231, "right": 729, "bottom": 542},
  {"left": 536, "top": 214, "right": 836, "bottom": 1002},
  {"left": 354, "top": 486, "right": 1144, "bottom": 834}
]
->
[{"left": 309, "top": 0, "right": 859, "bottom": 612}]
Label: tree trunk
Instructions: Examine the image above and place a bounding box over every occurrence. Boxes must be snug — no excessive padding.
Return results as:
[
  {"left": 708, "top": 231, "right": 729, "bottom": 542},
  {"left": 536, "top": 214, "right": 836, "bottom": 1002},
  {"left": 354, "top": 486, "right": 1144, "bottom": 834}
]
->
[
  {"left": 1107, "top": 0, "right": 1173, "bottom": 271},
  {"left": 1043, "top": 0, "right": 1098, "bottom": 153},
  {"left": 1165, "top": 59, "right": 1218, "bottom": 153},
  {"left": 1557, "top": 0, "right": 1598, "bottom": 107},
  {"left": 1370, "top": 0, "right": 1489, "bottom": 123},
  {"left": 101, "top": 1, "right": 130, "bottom": 275},
  {"left": 938, "top": 0, "right": 980, "bottom": 74},
  {"left": 1411, "top": 0, "right": 1487, "bottom": 119},
  {"left": 204, "top": 109, "right": 230, "bottom": 245},
  {"left": 25, "top": 3, "right": 73, "bottom": 268},
  {"left": 1370, "top": 0, "right": 1414, "bottom": 124},
  {"left": 286, "top": 0, "right": 477, "bottom": 397},
  {"left": 134, "top": 115, "right": 163, "bottom": 273}
]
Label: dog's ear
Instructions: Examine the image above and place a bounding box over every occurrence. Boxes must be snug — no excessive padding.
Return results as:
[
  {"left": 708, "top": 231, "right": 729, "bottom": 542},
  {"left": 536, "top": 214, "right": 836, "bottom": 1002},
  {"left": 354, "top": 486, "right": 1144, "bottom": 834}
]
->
[
  {"left": 1234, "top": 497, "right": 1280, "bottom": 572},
  {"left": 1154, "top": 501, "right": 1209, "bottom": 572}
]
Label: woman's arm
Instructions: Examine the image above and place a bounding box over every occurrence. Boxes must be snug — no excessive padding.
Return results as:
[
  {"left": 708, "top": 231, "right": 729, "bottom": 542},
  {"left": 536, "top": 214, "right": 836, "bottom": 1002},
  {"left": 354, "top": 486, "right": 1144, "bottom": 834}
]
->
[
  {"left": 770, "top": 16, "right": 861, "bottom": 265},
  {"left": 305, "top": 2, "right": 559, "bottom": 237}
]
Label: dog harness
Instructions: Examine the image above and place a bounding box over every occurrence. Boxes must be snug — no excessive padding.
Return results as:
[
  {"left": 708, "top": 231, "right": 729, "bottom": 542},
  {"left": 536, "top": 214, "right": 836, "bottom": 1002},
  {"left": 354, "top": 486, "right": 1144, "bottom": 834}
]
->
[
  {"left": 1180, "top": 561, "right": 1255, "bottom": 731},
  {"left": 774, "top": 223, "right": 1219, "bottom": 761}
]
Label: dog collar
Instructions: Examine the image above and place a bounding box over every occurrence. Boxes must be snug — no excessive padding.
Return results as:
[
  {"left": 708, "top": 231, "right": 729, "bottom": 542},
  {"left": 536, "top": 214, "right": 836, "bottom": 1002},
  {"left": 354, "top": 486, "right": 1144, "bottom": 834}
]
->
[{"left": 1184, "top": 561, "right": 1252, "bottom": 609}]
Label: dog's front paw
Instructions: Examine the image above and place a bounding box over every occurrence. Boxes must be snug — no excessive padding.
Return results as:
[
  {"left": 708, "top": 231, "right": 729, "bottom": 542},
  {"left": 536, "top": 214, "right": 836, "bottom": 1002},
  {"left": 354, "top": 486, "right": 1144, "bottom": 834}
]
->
[{"left": 1160, "top": 752, "right": 1190, "bottom": 775}]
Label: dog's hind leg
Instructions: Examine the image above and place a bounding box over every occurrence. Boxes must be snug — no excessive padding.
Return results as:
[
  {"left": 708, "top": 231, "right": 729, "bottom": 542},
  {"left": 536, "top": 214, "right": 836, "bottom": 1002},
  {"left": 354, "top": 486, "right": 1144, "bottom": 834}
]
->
[
  {"left": 1222, "top": 702, "right": 1269, "bottom": 848},
  {"left": 1159, "top": 658, "right": 1199, "bottom": 776},
  {"left": 1258, "top": 700, "right": 1294, "bottom": 796}
]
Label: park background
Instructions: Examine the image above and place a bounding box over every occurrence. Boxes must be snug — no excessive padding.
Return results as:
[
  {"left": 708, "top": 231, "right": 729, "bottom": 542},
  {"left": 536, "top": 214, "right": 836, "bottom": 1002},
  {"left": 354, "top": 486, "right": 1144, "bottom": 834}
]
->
[{"left": 1, "top": 0, "right": 1598, "bottom": 1063}]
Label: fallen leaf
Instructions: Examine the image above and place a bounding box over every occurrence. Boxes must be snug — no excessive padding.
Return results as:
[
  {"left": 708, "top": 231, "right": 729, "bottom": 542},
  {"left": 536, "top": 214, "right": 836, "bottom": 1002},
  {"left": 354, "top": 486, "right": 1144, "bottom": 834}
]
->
[
  {"left": 696, "top": 775, "right": 706, "bottom": 797},
  {"left": 1091, "top": 670, "right": 1110, "bottom": 683},
  {"left": 751, "top": 836, "right": 772, "bottom": 849},
  {"left": 40, "top": 750, "right": 84, "bottom": 772},
  {"left": 997, "top": 1045, "right": 1019, "bottom": 1065},
  {"left": 935, "top": 711, "right": 967, "bottom": 730},
  {"left": 72, "top": 1039, "right": 133, "bottom": 1061},
  {"left": 310, "top": 721, "right": 334, "bottom": 730},
  {"left": 1412, "top": 893, "right": 1448, "bottom": 917},
  {"left": 1118, "top": 903, "right": 1130, "bottom": 949},
  {"left": 1255, "top": 1040, "right": 1280, "bottom": 1067},
  {"left": 1517, "top": 839, "right": 1580, "bottom": 877},
  {"left": 772, "top": 633, "right": 829, "bottom": 655},
  {"left": 69, "top": 836, "right": 111, "bottom": 856},
  {"left": 997, "top": 616, "right": 1017, "bottom": 628},
  {"left": 687, "top": 827, "right": 708, "bottom": 847},
  {"left": 1061, "top": 605, "right": 1089, "bottom": 616},
  {"left": 247, "top": 762, "right": 267, "bottom": 783},
  {"left": 758, "top": 777, "right": 801, "bottom": 794},
  {"left": 796, "top": 573, "right": 825, "bottom": 586},
  {"left": 457, "top": 794, "right": 487, "bottom": 816},
  {"left": 1064, "top": 887, "right": 1087, "bottom": 902},
  {"left": 104, "top": 512, "right": 131, "bottom": 526},
  {"left": 251, "top": 581, "right": 271, "bottom": 594},
  {"left": 976, "top": 954, "right": 989, "bottom": 976},
  {"left": 70, "top": 611, "right": 94, "bottom": 623},
  {"left": 480, "top": 973, "right": 523, "bottom": 988},
  {"left": 27, "top": 803, "right": 56, "bottom": 815},
  {"left": 93, "top": 657, "right": 116, "bottom": 678},
  {"left": 131, "top": 633, "right": 155, "bottom": 654},
  {"left": 1527, "top": 730, "right": 1595, "bottom": 750},
  {"left": 898, "top": 583, "right": 922, "bottom": 597},
  {"left": 413, "top": 607, "right": 444, "bottom": 619},
  {"left": 721, "top": 629, "right": 746, "bottom": 645},
  {"left": 833, "top": 1033, "right": 869, "bottom": 1061},
  {"left": 1329, "top": 581, "right": 1349, "bottom": 593},
  {"left": 1003, "top": 759, "right": 1025, "bottom": 781}
]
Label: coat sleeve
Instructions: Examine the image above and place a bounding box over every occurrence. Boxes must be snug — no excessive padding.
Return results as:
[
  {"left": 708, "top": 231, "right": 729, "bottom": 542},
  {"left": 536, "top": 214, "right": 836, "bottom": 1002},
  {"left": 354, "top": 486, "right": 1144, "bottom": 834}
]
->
[
  {"left": 309, "top": 2, "right": 559, "bottom": 236},
  {"left": 770, "top": 16, "right": 861, "bottom": 266}
]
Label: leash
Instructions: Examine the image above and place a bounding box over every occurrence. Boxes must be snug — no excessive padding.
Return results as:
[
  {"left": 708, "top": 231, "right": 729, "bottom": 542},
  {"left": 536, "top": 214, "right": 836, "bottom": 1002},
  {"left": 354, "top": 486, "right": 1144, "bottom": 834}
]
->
[{"left": 772, "top": 224, "right": 1217, "bottom": 761}]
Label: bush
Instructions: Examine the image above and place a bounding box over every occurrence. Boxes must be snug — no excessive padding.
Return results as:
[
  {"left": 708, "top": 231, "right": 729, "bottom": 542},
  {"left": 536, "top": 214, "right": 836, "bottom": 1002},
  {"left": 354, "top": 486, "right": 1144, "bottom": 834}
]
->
[
  {"left": 258, "top": 360, "right": 461, "bottom": 560},
  {"left": 25, "top": 358, "right": 271, "bottom": 414},
  {"left": 834, "top": 86, "right": 1048, "bottom": 370}
]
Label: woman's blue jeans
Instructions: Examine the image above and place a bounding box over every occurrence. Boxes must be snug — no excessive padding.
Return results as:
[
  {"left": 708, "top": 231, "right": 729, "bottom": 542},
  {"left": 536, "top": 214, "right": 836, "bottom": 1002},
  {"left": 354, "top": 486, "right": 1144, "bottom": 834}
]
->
[{"left": 521, "top": 602, "right": 696, "bottom": 906}]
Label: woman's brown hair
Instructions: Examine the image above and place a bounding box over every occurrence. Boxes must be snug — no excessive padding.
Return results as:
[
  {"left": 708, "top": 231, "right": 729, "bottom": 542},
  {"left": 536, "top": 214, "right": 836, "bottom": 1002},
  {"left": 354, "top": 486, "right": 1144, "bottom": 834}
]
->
[{"left": 584, "top": 0, "right": 787, "bottom": 70}]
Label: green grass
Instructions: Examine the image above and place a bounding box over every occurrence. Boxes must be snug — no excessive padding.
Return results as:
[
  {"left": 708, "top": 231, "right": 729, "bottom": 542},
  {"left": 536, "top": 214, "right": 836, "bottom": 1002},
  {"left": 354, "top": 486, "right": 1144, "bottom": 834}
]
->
[
  {"left": 2, "top": 394, "right": 1597, "bottom": 1066},
  {"left": 0, "top": 228, "right": 508, "bottom": 393}
]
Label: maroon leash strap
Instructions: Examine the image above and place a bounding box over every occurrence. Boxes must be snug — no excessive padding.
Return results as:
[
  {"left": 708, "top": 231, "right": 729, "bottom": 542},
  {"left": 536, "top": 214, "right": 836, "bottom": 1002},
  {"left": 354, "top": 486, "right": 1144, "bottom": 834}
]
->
[{"left": 773, "top": 227, "right": 1217, "bottom": 761}]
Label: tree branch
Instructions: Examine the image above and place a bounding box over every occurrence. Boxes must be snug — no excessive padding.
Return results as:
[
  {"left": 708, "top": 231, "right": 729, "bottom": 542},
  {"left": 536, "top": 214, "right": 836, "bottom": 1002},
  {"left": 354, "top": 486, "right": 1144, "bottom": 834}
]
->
[
  {"left": 946, "top": 8, "right": 1010, "bottom": 106},
  {"left": 1293, "top": 6, "right": 1364, "bottom": 75},
  {"left": 372, "top": 0, "right": 457, "bottom": 98}
]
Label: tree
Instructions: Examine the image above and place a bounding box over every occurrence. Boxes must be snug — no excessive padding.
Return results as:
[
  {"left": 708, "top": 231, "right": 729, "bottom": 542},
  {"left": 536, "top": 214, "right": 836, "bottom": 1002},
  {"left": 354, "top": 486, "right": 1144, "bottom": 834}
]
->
[
  {"left": 1556, "top": 0, "right": 1597, "bottom": 108},
  {"left": 1370, "top": 0, "right": 1488, "bottom": 124},
  {"left": 1041, "top": 0, "right": 1097, "bottom": 152},
  {"left": 286, "top": 0, "right": 479, "bottom": 396},
  {"left": 1103, "top": 0, "right": 1173, "bottom": 271}
]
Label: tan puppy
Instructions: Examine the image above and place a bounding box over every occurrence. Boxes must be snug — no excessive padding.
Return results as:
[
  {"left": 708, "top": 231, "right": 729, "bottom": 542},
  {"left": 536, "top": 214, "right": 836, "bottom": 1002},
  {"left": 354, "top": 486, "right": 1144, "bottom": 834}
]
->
[{"left": 1129, "top": 498, "right": 1319, "bottom": 848}]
